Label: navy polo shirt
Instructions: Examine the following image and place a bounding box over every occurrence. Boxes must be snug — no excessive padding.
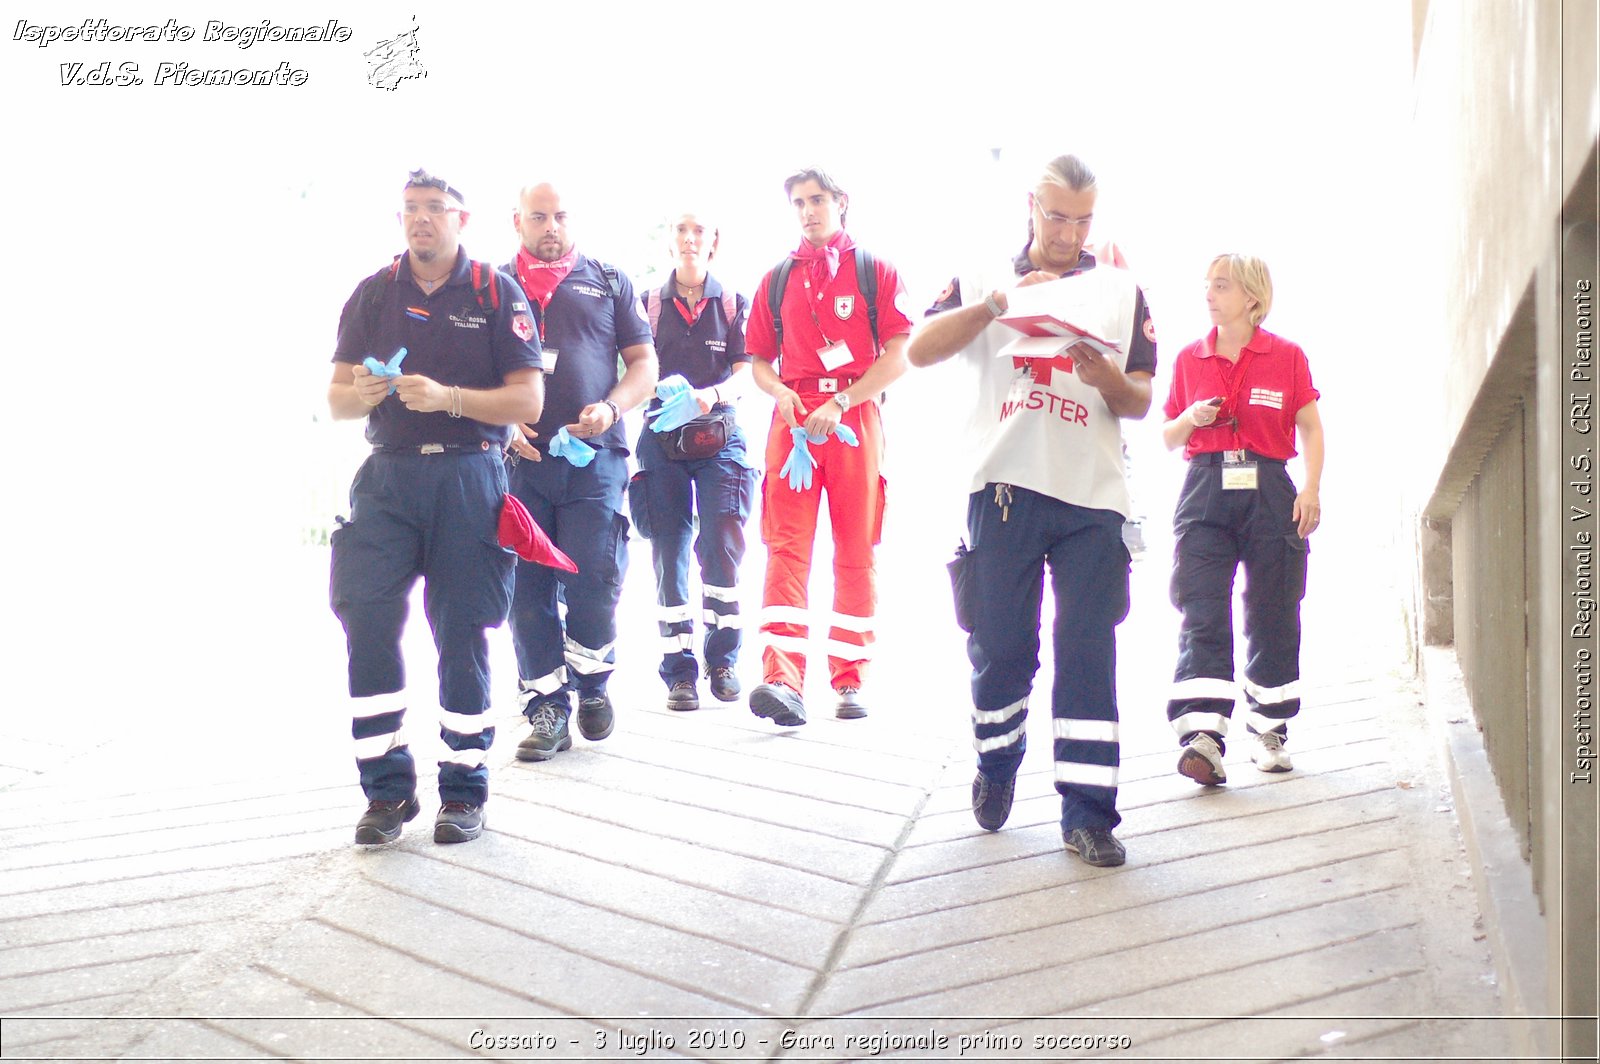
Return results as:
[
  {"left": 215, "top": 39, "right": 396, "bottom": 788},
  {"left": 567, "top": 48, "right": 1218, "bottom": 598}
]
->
[
  {"left": 643, "top": 271, "right": 750, "bottom": 405},
  {"left": 334, "top": 247, "right": 543, "bottom": 448},
  {"left": 507, "top": 253, "right": 654, "bottom": 453}
]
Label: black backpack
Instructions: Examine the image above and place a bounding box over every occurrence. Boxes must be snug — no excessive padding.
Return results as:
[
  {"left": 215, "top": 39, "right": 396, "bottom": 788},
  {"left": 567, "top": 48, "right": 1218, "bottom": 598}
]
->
[{"left": 767, "top": 249, "right": 879, "bottom": 354}]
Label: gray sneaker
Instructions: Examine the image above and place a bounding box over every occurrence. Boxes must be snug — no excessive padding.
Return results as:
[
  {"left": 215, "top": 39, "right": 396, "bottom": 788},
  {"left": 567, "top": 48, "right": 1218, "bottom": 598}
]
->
[
  {"left": 1177, "top": 733, "right": 1227, "bottom": 786},
  {"left": 1251, "top": 730, "right": 1293, "bottom": 772},
  {"left": 516, "top": 700, "right": 572, "bottom": 761},
  {"left": 1063, "top": 826, "right": 1126, "bottom": 867}
]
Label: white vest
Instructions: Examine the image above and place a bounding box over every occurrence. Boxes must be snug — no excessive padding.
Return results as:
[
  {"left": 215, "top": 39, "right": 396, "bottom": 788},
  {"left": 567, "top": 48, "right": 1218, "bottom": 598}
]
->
[{"left": 957, "top": 263, "right": 1140, "bottom": 516}]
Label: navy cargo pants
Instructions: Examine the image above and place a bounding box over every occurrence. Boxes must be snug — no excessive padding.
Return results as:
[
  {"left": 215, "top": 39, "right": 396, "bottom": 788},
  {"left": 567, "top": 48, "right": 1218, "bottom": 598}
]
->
[
  {"left": 506, "top": 447, "right": 630, "bottom": 711},
  {"left": 330, "top": 446, "right": 514, "bottom": 806},
  {"left": 965, "top": 484, "right": 1131, "bottom": 833},
  {"left": 628, "top": 418, "right": 757, "bottom": 687},
  {"left": 1165, "top": 453, "right": 1310, "bottom": 751}
]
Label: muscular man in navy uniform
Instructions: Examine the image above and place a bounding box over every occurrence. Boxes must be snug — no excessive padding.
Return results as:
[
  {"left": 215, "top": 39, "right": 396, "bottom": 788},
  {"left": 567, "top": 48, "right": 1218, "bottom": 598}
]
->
[
  {"left": 503, "top": 181, "right": 658, "bottom": 760},
  {"left": 329, "top": 169, "right": 544, "bottom": 846}
]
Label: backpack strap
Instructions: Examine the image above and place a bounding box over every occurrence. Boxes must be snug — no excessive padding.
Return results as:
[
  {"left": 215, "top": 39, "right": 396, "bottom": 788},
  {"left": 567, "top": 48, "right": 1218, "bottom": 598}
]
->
[
  {"left": 359, "top": 257, "right": 402, "bottom": 344},
  {"left": 468, "top": 260, "right": 500, "bottom": 313},
  {"left": 646, "top": 288, "right": 663, "bottom": 337},
  {"left": 854, "top": 249, "right": 880, "bottom": 352},
  {"left": 768, "top": 257, "right": 796, "bottom": 354},
  {"left": 722, "top": 290, "right": 737, "bottom": 328},
  {"left": 599, "top": 262, "right": 623, "bottom": 299}
]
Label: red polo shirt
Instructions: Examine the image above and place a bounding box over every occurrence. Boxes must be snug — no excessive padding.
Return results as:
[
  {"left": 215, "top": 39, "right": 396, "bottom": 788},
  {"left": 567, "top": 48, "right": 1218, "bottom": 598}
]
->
[
  {"left": 1162, "top": 327, "right": 1319, "bottom": 461},
  {"left": 745, "top": 248, "right": 913, "bottom": 383}
]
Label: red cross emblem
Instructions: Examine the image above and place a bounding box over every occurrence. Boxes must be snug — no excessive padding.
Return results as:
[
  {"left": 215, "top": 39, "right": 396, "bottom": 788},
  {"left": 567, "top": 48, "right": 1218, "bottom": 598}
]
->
[{"left": 1013, "top": 354, "right": 1075, "bottom": 385}]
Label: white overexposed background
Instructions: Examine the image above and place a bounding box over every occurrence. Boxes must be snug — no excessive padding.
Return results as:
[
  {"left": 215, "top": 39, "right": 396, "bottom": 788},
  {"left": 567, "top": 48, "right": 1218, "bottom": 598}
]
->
[{"left": 2, "top": 1, "right": 1413, "bottom": 738}]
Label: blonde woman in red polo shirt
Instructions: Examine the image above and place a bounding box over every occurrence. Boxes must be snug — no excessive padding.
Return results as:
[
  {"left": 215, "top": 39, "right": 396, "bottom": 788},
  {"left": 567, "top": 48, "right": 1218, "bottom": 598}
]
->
[{"left": 1160, "top": 253, "right": 1325, "bottom": 786}]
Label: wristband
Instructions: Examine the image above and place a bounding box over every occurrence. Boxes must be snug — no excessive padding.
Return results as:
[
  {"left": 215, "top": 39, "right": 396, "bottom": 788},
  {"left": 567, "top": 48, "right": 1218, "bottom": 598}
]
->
[
  {"left": 603, "top": 399, "right": 621, "bottom": 425},
  {"left": 984, "top": 291, "right": 1005, "bottom": 319}
]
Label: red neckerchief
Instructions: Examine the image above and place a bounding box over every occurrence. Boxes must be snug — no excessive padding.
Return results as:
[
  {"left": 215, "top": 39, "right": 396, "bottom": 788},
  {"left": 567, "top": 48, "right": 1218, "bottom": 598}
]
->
[
  {"left": 792, "top": 230, "right": 855, "bottom": 292},
  {"left": 515, "top": 245, "right": 578, "bottom": 313}
]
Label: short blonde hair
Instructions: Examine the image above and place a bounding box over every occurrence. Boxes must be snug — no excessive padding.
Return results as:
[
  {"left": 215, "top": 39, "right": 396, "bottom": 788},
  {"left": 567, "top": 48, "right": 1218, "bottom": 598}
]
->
[{"left": 1208, "top": 253, "right": 1273, "bottom": 326}]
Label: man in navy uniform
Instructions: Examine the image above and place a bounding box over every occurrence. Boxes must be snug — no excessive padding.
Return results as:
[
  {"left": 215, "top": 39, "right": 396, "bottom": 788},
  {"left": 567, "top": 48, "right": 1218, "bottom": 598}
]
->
[
  {"left": 328, "top": 169, "right": 544, "bottom": 845},
  {"left": 504, "top": 181, "right": 658, "bottom": 760}
]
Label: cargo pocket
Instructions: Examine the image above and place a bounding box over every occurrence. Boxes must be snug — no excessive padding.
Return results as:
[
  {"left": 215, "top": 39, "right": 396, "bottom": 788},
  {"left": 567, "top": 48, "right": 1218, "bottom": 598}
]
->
[
  {"left": 1284, "top": 532, "right": 1310, "bottom": 602},
  {"left": 605, "top": 510, "right": 631, "bottom": 587},
  {"left": 627, "top": 469, "right": 653, "bottom": 541},
  {"left": 870, "top": 475, "right": 888, "bottom": 546},
  {"left": 947, "top": 541, "right": 977, "bottom": 633}
]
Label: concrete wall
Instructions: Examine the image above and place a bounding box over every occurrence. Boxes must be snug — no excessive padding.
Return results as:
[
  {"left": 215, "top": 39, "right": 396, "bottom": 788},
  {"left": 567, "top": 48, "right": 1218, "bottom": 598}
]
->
[{"left": 1409, "top": 0, "right": 1597, "bottom": 1056}]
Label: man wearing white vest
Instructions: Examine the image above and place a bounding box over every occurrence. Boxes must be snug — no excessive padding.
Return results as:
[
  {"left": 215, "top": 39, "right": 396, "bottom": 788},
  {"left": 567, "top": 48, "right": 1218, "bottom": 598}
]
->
[{"left": 907, "top": 154, "right": 1156, "bottom": 867}]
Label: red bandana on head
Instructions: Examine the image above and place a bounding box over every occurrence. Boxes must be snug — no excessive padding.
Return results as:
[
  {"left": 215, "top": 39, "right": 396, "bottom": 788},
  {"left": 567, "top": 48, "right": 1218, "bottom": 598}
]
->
[
  {"left": 792, "top": 230, "right": 856, "bottom": 292},
  {"left": 514, "top": 245, "right": 579, "bottom": 312}
]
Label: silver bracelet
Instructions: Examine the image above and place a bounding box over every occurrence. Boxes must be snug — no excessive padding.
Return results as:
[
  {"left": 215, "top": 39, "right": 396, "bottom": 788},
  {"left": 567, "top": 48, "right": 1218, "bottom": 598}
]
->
[
  {"left": 603, "top": 399, "right": 621, "bottom": 424},
  {"left": 447, "top": 385, "right": 463, "bottom": 418}
]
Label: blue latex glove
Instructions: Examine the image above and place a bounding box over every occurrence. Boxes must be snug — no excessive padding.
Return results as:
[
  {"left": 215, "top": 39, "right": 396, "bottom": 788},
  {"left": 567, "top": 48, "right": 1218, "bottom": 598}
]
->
[
  {"left": 646, "top": 375, "right": 699, "bottom": 434},
  {"left": 779, "top": 427, "right": 816, "bottom": 491},
  {"left": 831, "top": 423, "right": 859, "bottom": 447},
  {"left": 361, "top": 347, "right": 408, "bottom": 395},
  {"left": 549, "top": 427, "right": 596, "bottom": 468}
]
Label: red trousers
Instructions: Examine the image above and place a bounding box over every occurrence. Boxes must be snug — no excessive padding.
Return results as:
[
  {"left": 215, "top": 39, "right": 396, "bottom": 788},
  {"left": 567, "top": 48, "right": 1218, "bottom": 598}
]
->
[{"left": 759, "top": 398, "right": 886, "bottom": 692}]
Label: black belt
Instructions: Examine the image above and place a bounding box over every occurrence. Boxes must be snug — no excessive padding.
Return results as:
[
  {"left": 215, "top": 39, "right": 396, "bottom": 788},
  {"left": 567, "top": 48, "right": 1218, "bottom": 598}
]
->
[
  {"left": 372, "top": 440, "right": 497, "bottom": 455},
  {"left": 788, "top": 375, "right": 858, "bottom": 394},
  {"left": 1190, "top": 449, "right": 1286, "bottom": 466}
]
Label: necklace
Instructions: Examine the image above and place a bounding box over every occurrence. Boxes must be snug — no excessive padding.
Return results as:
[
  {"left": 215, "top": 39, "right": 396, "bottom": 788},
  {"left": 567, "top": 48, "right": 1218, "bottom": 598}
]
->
[
  {"left": 415, "top": 272, "right": 450, "bottom": 291},
  {"left": 676, "top": 278, "right": 704, "bottom": 298}
]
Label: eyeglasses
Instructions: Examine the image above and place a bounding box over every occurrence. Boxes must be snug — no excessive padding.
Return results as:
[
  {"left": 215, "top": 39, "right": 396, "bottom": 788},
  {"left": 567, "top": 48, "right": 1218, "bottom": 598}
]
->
[
  {"left": 1037, "top": 209, "right": 1093, "bottom": 229},
  {"left": 401, "top": 202, "right": 463, "bottom": 217}
]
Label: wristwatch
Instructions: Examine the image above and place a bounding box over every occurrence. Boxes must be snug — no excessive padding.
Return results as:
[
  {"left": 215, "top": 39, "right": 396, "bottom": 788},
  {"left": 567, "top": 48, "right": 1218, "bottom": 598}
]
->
[
  {"left": 834, "top": 392, "right": 852, "bottom": 414},
  {"left": 984, "top": 291, "right": 1006, "bottom": 319}
]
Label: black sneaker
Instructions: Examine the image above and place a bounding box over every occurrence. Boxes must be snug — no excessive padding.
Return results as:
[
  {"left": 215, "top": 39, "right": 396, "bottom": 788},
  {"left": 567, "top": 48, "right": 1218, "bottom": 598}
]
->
[
  {"left": 1063, "top": 826, "right": 1126, "bottom": 867},
  {"left": 708, "top": 667, "right": 741, "bottom": 702},
  {"left": 835, "top": 687, "right": 868, "bottom": 719},
  {"left": 577, "top": 692, "right": 615, "bottom": 740},
  {"left": 354, "top": 797, "right": 419, "bottom": 845},
  {"left": 434, "top": 801, "right": 484, "bottom": 844},
  {"left": 666, "top": 681, "right": 699, "bottom": 712},
  {"left": 971, "top": 770, "right": 1016, "bottom": 831},
  {"left": 516, "top": 700, "right": 571, "bottom": 761},
  {"left": 749, "top": 682, "right": 806, "bottom": 727}
]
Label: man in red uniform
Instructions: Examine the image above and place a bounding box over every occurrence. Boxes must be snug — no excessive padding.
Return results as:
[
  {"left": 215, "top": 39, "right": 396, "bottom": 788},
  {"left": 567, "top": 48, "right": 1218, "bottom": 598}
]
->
[{"left": 744, "top": 168, "right": 914, "bottom": 726}]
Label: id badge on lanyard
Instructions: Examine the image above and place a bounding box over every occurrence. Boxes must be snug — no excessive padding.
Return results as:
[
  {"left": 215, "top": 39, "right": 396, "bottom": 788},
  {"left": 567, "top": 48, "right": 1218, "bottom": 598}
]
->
[{"left": 1221, "top": 449, "right": 1258, "bottom": 491}]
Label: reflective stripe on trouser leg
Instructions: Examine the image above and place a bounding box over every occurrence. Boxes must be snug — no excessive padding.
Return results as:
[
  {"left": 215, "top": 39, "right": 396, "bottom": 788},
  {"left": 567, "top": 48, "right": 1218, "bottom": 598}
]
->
[
  {"left": 760, "top": 415, "right": 823, "bottom": 691},
  {"left": 1166, "top": 466, "right": 1243, "bottom": 752},
  {"left": 1240, "top": 469, "right": 1309, "bottom": 736},
  {"left": 438, "top": 707, "right": 491, "bottom": 805},
  {"left": 1048, "top": 506, "right": 1130, "bottom": 832},
  {"left": 509, "top": 451, "right": 629, "bottom": 698},
  {"left": 973, "top": 696, "right": 1029, "bottom": 766},
  {"left": 821, "top": 408, "right": 882, "bottom": 692},
  {"left": 695, "top": 458, "right": 755, "bottom": 672},
  {"left": 655, "top": 590, "right": 697, "bottom": 686},
  {"left": 963, "top": 487, "right": 1046, "bottom": 779},
  {"left": 701, "top": 581, "right": 743, "bottom": 671},
  {"left": 641, "top": 434, "right": 698, "bottom": 685},
  {"left": 517, "top": 668, "right": 568, "bottom": 713},
  {"left": 351, "top": 692, "right": 414, "bottom": 802}
]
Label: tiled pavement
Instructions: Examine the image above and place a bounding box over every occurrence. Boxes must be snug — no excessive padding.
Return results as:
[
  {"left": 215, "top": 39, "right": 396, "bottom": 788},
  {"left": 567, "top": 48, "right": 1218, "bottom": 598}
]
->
[{"left": 0, "top": 507, "right": 1525, "bottom": 1062}]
